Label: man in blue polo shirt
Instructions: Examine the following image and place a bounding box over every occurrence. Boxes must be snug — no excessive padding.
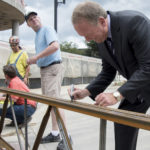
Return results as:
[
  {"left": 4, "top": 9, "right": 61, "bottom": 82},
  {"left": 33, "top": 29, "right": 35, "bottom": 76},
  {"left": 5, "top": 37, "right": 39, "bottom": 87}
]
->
[{"left": 25, "top": 11, "right": 67, "bottom": 150}]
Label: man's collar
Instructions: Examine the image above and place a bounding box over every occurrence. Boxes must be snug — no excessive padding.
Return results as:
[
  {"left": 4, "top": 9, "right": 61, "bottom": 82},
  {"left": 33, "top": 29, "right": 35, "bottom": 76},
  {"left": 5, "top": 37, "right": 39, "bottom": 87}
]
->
[{"left": 107, "top": 14, "right": 112, "bottom": 38}]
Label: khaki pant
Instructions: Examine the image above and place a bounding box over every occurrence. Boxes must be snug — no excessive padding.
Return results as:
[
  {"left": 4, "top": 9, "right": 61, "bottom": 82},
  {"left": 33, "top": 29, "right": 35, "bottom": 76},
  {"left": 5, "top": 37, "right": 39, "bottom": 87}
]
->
[{"left": 40, "top": 63, "right": 64, "bottom": 98}]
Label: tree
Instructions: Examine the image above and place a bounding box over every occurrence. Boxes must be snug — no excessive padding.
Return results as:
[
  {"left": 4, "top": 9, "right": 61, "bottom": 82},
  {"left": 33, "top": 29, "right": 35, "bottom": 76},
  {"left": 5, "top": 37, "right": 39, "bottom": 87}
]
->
[
  {"left": 85, "top": 40, "right": 100, "bottom": 58},
  {"left": 60, "top": 41, "right": 85, "bottom": 55},
  {"left": 60, "top": 41, "right": 101, "bottom": 58}
]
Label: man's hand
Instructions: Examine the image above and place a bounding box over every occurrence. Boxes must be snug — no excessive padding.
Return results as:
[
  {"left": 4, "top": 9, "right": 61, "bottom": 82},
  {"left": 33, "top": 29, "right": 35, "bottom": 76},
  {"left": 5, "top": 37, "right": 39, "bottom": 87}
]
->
[
  {"left": 95, "top": 93, "right": 118, "bottom": 106},
  {"left": 68, "top": 88, "right": 90, "bottom": 100},
  {"left": 27, "top": 55, "right": 38, "bottom": 65},
  {"left": 23, "top": 77, "right": 28, "bottom": 85}
]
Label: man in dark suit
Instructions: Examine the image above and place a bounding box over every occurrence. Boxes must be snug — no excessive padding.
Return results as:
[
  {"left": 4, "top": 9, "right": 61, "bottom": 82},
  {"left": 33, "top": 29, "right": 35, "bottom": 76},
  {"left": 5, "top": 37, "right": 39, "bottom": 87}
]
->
[{"left": 70, "top": 1, "right": 150, "bottom": 150}]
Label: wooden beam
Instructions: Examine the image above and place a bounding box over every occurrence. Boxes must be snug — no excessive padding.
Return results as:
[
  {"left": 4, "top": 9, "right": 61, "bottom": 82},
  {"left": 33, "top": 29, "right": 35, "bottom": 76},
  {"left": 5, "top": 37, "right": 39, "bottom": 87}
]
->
[
  {"left": 0, "top": 87, "right": 150, "bottom": 130},
  {"left": 0, "top": 136, "right": 15, "bottom": 150}
]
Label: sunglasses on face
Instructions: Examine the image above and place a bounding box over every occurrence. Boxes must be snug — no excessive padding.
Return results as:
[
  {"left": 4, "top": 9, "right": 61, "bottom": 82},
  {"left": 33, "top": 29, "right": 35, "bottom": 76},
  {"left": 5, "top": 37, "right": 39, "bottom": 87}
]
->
[{"left": 10, "top": 43, "right": 18, "bottom": 47}]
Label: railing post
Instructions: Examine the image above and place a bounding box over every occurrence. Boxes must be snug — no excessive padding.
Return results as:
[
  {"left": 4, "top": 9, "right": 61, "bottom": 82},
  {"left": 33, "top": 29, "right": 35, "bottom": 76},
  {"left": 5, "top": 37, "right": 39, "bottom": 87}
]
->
[
  {"left": 24, "top": 98, "right": 28, "bottom": 150},
  {"left": 99, "top": 119, "right": 107, "bottom": 150},
  {"left": 9, "top": 96, "right": 23, "bottom": 150}
]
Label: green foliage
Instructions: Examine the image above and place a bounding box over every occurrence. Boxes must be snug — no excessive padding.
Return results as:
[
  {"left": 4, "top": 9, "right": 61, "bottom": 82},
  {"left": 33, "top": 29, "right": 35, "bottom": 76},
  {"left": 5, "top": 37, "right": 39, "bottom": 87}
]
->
[
  {"left": 60, "top": 41, "right": 85, "bottom": 55},
  {"left": 60, "top": 41, "right": 100, "bottom": 58},
  {"left": 85, "top": 40, "right": 100, "bottom": 58}
]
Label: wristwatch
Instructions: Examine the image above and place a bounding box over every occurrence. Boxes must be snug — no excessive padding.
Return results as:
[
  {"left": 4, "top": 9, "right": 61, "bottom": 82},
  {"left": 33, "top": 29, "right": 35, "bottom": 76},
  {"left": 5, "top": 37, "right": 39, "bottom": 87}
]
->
[{"left": 113, "top": 91, "right": 122, "bottom": 101}]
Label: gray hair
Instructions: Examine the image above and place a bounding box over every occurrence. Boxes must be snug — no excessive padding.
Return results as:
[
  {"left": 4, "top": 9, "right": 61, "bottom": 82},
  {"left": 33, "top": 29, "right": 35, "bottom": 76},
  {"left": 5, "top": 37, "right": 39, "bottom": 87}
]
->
[
  {"left": 72, "top": 1, "right": 107, "bottom": 25},
  {"left": 3, "top": 65, "right": 16, "bottom": 78}
]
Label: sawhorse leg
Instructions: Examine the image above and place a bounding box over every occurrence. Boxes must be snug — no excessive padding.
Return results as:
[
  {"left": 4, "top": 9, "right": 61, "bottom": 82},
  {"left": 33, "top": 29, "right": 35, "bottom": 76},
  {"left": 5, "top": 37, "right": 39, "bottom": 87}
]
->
[
  {"left": 32, "top": 105, "right": 52, "bottom": 150},
  {"left": 0, "top": 136, "right": 15, "bottom": 150},
  {"left": 54, "top": 107, "right": 73, "bottom": 150},
  {"left": 32, "top": 106, "right": 73, "bottom": 150},
  {"left": 0, "top": 94, "right": 9, "bottom": 134},
  {"left": 0, "top": 94, "right": 23, "bottom": 150},
  {"left": 0, "top": 95, "right": 15, "bottom": 150}
]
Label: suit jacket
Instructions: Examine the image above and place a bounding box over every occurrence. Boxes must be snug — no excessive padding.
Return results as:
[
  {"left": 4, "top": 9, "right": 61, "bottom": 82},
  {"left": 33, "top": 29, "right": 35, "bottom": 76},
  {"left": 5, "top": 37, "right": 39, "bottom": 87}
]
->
[{"left": 87, "top": 10, "right": 150, "bottom": 105}]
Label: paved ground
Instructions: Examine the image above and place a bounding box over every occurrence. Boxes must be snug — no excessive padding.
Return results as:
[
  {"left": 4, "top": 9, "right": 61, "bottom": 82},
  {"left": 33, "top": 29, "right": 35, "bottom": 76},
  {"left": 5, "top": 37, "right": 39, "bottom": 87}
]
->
[{"left": 1, "top": 84, "right": 150, "bottom": 150}]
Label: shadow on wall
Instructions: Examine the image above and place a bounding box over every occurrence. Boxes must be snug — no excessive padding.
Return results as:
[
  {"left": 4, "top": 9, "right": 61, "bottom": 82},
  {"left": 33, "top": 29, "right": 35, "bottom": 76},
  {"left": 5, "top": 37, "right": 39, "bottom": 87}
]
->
[{"left": 0, "top": 77, "right": 96, "bottom": 89}]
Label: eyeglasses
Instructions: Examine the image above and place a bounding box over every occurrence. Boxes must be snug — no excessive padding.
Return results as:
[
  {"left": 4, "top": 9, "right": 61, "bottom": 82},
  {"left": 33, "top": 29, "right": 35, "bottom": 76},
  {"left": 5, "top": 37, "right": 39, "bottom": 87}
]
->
[{"left": 10, "top": 43, "right": 18, "bottom": 47}]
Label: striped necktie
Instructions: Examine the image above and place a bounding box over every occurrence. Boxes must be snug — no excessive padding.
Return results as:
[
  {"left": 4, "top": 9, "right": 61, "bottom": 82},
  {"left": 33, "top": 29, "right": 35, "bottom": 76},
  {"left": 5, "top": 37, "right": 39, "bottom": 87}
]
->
[
  {"left": 106, "top": 37, "right": 115, "bottom": 54},
  {"left": 106, "top": 38, "right": 120, "bottom": 67}
]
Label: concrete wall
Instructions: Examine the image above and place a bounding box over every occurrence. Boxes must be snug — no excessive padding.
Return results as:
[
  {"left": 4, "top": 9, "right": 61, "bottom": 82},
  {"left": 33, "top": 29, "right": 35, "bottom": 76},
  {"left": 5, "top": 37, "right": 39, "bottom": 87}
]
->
[{"left": 0, "top": 41, "right": 102, "bottom": 88}]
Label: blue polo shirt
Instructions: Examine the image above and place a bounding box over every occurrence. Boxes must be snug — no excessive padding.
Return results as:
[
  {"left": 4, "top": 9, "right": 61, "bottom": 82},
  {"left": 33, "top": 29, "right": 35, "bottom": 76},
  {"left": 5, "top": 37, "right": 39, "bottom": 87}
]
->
[{"left": 35, "top": 26, "right": 61, "bottom": 67}]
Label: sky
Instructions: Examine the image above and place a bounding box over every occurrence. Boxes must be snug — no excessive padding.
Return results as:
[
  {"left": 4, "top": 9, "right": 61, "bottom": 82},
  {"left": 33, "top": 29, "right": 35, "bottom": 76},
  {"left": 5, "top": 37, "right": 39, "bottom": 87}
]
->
[{"left": 0, "top": 0, "right": 150, "bottom": 48}]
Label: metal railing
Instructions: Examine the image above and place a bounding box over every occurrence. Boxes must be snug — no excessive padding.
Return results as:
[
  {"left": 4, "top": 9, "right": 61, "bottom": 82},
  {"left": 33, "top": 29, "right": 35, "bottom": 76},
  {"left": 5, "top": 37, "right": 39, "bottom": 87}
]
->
[{"left": 0, "top": 87, "right": 150, "bottom": 150}]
